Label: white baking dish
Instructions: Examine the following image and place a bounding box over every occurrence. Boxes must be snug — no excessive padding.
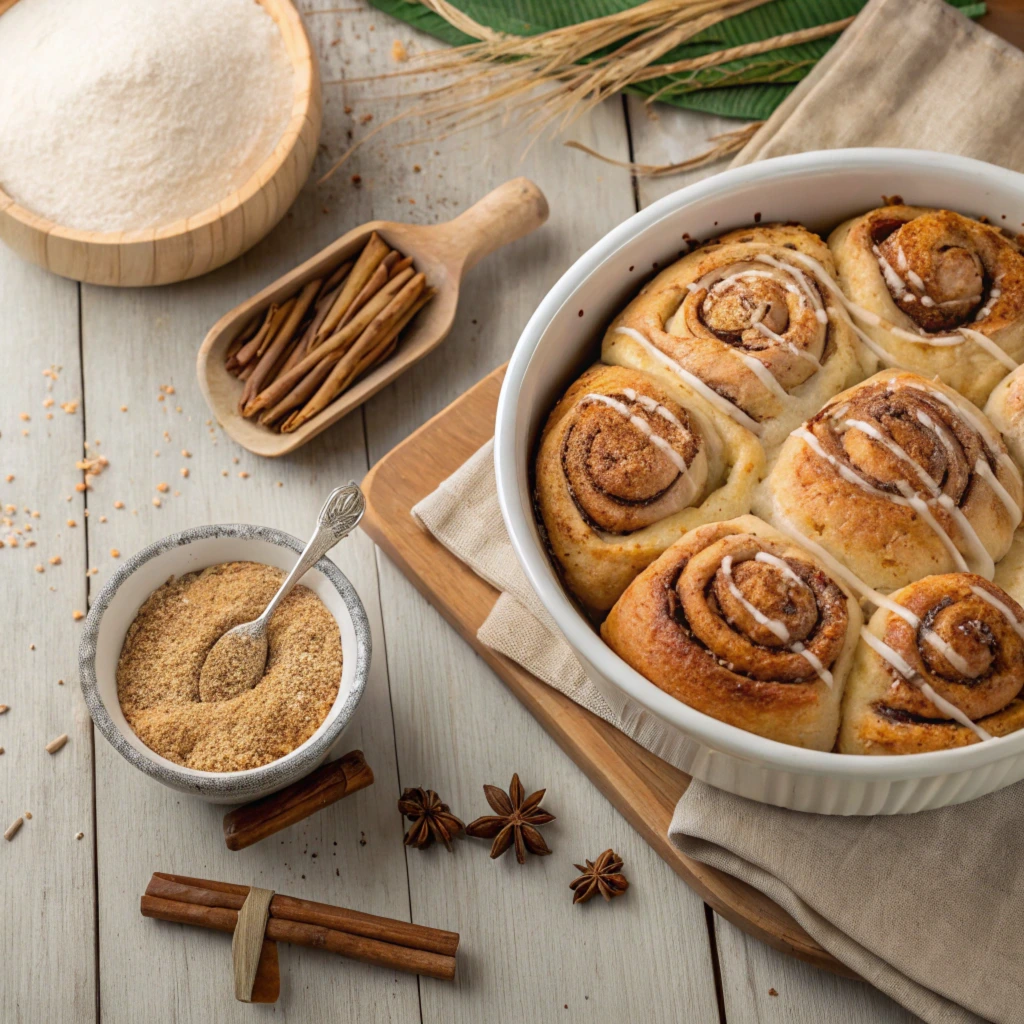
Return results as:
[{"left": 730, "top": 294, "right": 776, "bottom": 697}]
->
[{"left": 494, "top": 148, "right": 1024, "bottom": 815}]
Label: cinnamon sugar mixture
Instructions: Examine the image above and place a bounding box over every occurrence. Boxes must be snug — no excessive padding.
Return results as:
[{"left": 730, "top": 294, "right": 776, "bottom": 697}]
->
[{"left": 117, "top": 562, "right": 341, "bottom": 772}]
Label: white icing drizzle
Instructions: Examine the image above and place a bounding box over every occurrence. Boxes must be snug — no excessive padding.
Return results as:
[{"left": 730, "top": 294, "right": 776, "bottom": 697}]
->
[
  {"left": 620, "top": 387, "right": 685, "bottom": 430},
  {"left": 613, "top": 326, "right": 763, "bottom": 435},
  {"left": 752, "top": 320, "right": 824, "bottom": 368},
  {"left": 858, "top": 629, "right": 994, "bottom": 742},
  {"left": 754, "top": 550, "right": 805, "bottom": 586},
  {"left": 721, "top": 555, "right": 790, "bottom": 642},
  {"left": 578, "top": 392, "right": 691, "bottom": 476},
  {"left": 789, "top": 641, "right": 834, "bottom": 688},
  {"left": 905, "top": 381, "right": 1022, "bottom": 481},
  {"left": 975, "top": 287, "right": 1001, "bottom": 322},
  {"left": 739, "top": 353, "right": 790, "bottom": 402},
  {"left": 958, "top": 327, "right": 1018, "bottom": 371},
  {"left": 974, "top": 459, "right": 1023, "bottom": 527},
  {"left": 719, "top": 554, "right": 833, "bottom": 687},
  {"left": 765, "top": 246, "right": 1019, "bottom": 371},
  {"left": 970, "top": 585, "right": 1024, "bottom": 641}
]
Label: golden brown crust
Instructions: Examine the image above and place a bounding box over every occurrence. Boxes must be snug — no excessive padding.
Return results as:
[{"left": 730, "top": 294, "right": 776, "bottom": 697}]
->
[
  {"left": 829, "top": 205, "right": 1024, "bottom": 405},
  {"left": 602, "top": 222, "right": 864, "bottom": 450},
  {"left": 601, "top": 515, "right": 862, "bottom": 750},
  {"left": 839, "top": 574, "right": 1024, "bottom": 754},
  {"left": 534, "top": 363, "right": 763, "bottom": 613},
  {"left": 756, "top": 369, "right": 1024, "bottom": 591}
]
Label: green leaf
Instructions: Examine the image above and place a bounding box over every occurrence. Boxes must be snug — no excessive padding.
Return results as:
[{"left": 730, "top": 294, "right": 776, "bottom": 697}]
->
[{"left": 366, "top": 0, "right": 985, "bottom": 119}]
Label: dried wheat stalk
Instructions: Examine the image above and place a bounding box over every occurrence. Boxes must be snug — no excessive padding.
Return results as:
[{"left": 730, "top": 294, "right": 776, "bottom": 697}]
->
[{"left": 322, "top": 0, "right": 849, "bottom": 179}]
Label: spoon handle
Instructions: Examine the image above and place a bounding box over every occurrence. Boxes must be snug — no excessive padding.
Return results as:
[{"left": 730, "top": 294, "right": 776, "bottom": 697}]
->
[{"left": 258, "top": 484, "right": 366, "bottom": 626}]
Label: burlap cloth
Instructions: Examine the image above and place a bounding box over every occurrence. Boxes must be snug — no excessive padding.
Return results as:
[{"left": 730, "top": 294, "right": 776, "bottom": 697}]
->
[{"left": 413, "top": 2, "right": 1024, "bottom": 1019}]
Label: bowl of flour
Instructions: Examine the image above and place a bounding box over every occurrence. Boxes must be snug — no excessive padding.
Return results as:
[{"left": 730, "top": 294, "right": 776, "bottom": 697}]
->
[{"left": 0, "top": 0, "right": 321, "bottom": 286}]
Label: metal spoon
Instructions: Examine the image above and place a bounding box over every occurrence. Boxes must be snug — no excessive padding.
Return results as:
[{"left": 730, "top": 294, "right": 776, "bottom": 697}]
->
[{"left": 198, "top": 483, "right": 366, "bottom": 703}]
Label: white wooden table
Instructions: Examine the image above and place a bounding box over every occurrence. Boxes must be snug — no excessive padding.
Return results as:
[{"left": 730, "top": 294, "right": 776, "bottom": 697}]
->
[{"left": 1, "top": 4, "right": 922, "bottom": 1021}]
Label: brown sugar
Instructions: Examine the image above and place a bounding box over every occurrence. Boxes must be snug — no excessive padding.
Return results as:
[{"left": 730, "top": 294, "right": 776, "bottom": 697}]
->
[{"left": 116, "top": 561, "right": 341, "bottom": 772}]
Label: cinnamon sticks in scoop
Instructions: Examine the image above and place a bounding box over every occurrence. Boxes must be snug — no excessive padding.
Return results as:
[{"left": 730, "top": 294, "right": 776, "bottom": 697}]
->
[{"left": 225, "top": 233, "right": 434, "bottom": 432}]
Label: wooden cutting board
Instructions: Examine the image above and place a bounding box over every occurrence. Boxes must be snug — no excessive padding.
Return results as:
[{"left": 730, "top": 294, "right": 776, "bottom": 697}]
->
[{"left": 361, "top": 365, "right": 853, "bottom": 979}]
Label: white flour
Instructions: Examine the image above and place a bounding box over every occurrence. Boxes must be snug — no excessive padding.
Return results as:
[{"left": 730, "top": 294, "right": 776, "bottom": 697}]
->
[{"left": 0, "top": 0, "right": 294, "bottom": 232}]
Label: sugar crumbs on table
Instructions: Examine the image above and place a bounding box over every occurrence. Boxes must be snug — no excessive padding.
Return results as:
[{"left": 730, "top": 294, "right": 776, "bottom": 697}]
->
[
  {"left": 0, "top": 704, "right": 9, "bottom": 714},
  {"left": 66, "top": 519, "right": 76, "bottom": 527},
  {"left": 238, "top": 471, "right": 249, "bottom": 479},
  {"left": 4, "top": 817, "right": 24, "bottom": 841},
  {"left": 49, "top": 555, "right": 61, "bottom": 565},
  {"left": 72, "top": 610, "right": 84, "bottom": 621},
  {"left": 180, "top": 468, "right": 189, "bottom": 478},
  {"left": 75, "top": 832, "right": 84, "bottom": 840},
  {"left": 768, "top": 988, "right": 779, "bottom": 997},
  {"left": 181, "top": 449, "right": 191, "bottom": 458},
  {"left": 116, "top": 562, "right": 341, "bottom": 772},
  {"left": 152, "top": 497, "right": 161, "bottom": 507},
  {"left": 23, "top": 811, "right": 31, "bottom": 820},
  {"left": 110, "top": 549, "right": 120, "bottom": 558},
  {"left": 45, "top": 734, "right": 68, "bottom": 754},
  {"left": 156, "top": 482, "right": 169, "bottom": 493},
  {"left": 113, "top": 501, "right": 124, "bottom": 510}
]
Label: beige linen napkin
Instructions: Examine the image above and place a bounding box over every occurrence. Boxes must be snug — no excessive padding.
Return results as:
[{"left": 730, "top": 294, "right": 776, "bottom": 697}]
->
[{"left": 413, "top": 2, "right": 1024, "bottom": 1020}]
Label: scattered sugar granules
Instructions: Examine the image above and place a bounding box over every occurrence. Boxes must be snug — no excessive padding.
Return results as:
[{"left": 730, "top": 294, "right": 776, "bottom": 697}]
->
[
  {"left": 72, "top": 610, "right": 84, "bottom": 621},
  {"left": 45, "top": 734, "right": 68, "bottom": 754},
  {"left": 4, "top": 817, "right": 24, "bottom": 842}
]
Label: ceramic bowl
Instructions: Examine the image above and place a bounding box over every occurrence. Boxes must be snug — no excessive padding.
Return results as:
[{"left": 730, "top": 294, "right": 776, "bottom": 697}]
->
[
  {"left": 494, "top": 148, "right": 1024, "bottom": 815},
  {"left": 0, "top": 0, "right": 320, "bottom": 286},
  {"left": 79, "top": 524, "right": 371, "bottom": 803}
]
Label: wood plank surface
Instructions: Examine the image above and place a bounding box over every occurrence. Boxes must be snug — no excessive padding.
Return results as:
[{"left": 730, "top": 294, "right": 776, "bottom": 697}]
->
[
  {"left": 0, "top": 250, "right": 96, "bottom": 1020},
  {"left": 344, "top": 8, "right": 724, "bottom": 1022}
]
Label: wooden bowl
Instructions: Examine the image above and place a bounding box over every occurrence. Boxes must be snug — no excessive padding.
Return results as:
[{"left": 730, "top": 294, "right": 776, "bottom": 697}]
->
[{"left": 0, "top": 0, "right": 321, "bottom": 288}]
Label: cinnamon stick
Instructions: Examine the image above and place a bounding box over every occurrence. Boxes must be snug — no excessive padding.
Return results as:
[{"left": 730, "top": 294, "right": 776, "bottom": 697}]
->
[
  {"left": 337, "top": 251, "right": 398, "bottom": 331},
  {"left": 233, "top": 303, "right": 279, "bottom": 367},
  {"left": 147, "top": 874, "right": 459, "bottom": 957},
  {"left": 286, "top": 274, "right": 425, "bottom": 431},
  {"left": 312, "top": 233, "right": 390, "bottom": 348},
  {"left": 240, "top": 279, "right": 321, "bottom": 409},
  {"left": 222, "top": 750, "right": 374, "bottom": 851},
  {"left": 244, "top": 267, "right": 415, "bottom": 418},
  {"left": 322, "top": 259, "right": 353, "bottom": 294},
  {"left": 141, "top": 882, "right": 458, "bottom": 980}
]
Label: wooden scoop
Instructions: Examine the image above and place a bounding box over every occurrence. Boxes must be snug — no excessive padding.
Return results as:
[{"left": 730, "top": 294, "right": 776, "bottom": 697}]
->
[{"left": 197, "top": 177, "right": 549, "bottom": 457}]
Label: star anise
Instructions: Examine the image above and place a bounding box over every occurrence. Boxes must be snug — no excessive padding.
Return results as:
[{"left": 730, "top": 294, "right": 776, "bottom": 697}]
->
[
  {"left": 569, "top": 849, "right": 629, "bottom": 904},
  {"left": 398, "top": 787, "right": 464, "bottom": 852},
  {"left": 465, "top": 773, "right": 555, "bottom": 864}
]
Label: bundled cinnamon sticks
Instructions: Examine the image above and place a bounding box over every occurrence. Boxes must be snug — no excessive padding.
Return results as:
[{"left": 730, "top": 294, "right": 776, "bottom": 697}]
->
[
  {"left": 225, "top": 233, "right": 434, "bottom": 432},
  {"left": 142, "top": 873, "right": 459, "bottom": 985}
]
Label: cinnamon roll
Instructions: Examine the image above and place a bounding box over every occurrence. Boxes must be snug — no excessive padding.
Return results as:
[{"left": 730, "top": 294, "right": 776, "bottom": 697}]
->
[
  {"left": 757, "top": 370, "right": 1024, "bottom": 591},
  {"left": 602, "top": 223, "right": 865, "bottom": 449},
  {"left": 601, "top": 515, "right": 862, "bottom": 750},
  {"left": 535, "top": 363, "right": 763, "bottom": 613},
  {"left": 839, "top": 574, "right": 1024, "bottom": 754},
  {"left": 829, "top": 206, "right": 1024, "bottom": 406},
  {"left": 985, "top": 363, "right": 1024, "bottom": 471}
]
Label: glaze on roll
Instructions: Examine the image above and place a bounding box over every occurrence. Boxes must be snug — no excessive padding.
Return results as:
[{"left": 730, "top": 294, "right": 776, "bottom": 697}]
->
[
  {"left": 601, "top": 516, "right": 862, "bottom": 749},
  {"left": 829, "top": 206, "right": 1024, "bottom": 405},
  {"left": 602, "top": 224, "right": 865, "bottom": 449},
  {"left": 756, "top": 369, "right": 1023, "bottom": 591},
  {"left": 840, "top": 574, "right": 1024, "bottom": 754},
  {"left": 534, "top": 363, "right": 763, "bottom": 613}
]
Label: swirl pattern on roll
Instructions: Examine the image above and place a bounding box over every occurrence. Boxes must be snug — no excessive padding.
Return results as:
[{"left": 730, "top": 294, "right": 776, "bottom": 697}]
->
[
  {"left": 602, "top": 224, "right": 865, "bottom": 449},
  {"left": 757, "top": 369, "right": 1024, "bottom": 592},
  {"left": 840, "top": 574, "right": 1024, "bottom": 754},
  {"left": 535, "top": 364, "right": 763, "bottom": 613},
  {"left": 602, "top": 516, "right": 862, "bottom": 750},
  {"left": 829, "top": 205, "right": 1024, "bottom": 406}
]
